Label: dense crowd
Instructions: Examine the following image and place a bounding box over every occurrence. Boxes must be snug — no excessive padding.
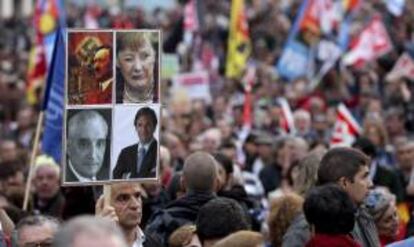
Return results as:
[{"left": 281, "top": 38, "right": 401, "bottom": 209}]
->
[{"left": 1, "top": 0, "right": 414, "bottom": 246}]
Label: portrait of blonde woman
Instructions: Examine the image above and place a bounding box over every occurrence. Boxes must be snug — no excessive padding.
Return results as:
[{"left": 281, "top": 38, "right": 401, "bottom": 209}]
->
[{"left": 116, "top": 31, "right": 159, "bottom": 104}]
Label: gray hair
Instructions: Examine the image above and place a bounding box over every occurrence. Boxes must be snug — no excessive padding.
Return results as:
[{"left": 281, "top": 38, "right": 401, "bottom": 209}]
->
[
  {"left": 365, "top": 188, "right": 396, "bottom": 222},
  {"left": 52, "top": 216, "right": 127, "bottom": 247},
  {"left": 68, "top": 110, "right": 108, "bottom": 137},
  {"left": 16, "top": 215, "right": 60, "bottom": 243}
]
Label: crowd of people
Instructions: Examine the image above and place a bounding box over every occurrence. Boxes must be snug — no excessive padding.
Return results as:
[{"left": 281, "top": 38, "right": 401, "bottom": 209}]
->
[{"left": 1, "top": 0, "right": 414, "bottom": 246}]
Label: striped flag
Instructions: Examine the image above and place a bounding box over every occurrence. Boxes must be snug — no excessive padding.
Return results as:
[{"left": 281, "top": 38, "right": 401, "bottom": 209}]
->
[
  {"left": 386, "top": 52, "right": 414, "bottom": 81},
  {"left": 27, "top": 1, "right": 47, "bottom": 105},
  {"left": 343, "top": 15, "right": 393, "bottom": 68},
  {"left": 278, "top": 98, "right": 296, "bottom": 134},
  {"left": 330, "top": 103, "right": 362, "bottom": 147},
  {"left": 277, "top": 0, "right": 360, "bottom": 81},
  {"left": 26, "top": 0, "right": 65, "bottom": 105},
  {"left": 225, "top": 0, "right": 251, "bottom": 79}
]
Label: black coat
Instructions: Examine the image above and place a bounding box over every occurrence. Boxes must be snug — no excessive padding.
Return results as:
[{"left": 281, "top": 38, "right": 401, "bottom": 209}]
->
[
  {"left": 113, "top": 140, "right": 158, "bottom": 179},
  {"left": 145, "top": 192, "right": 216, "bottom": 245},
  {"left": 65, "top": 161, "right": 109, "bottom": 183}
]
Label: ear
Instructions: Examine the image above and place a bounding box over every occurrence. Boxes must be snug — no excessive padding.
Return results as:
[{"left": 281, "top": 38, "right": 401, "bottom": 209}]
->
[
  {"left": 226, "top": 174, "right": 234, "bottom": 189},
  {"left": 214, "top": 176, "right": 220, "bottom": 192},
  {"left": 180, "top": 175, "right": 187, "bottom": 193},
  {"left": 338, "top": 177, "right": 348, "bottom": 189},
  {"left": 310, "top": 224, "right": 316, "bottom": 237},
  {"left": 116, "top": 56, "right": 120, "bottom": 68}
]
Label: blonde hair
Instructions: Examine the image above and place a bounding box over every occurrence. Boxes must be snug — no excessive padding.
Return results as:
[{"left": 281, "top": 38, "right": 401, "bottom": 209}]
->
[
  {"left": 116, "top": 32, "right": 155, "bottom": 54},
  {"left": 363, "top": 117, "right": 389, "bottom": 147},
  {"left": 169, "top": 224, "right": 197, "bottom": 247},
  {"left": 293, "top": 153, "right": 322, "bottom": 196},
  {"left": 34, "top": 154, "right": 60, "bottom": 176},
  {"left": 267, "top": 193, "right": 304, "bottom": 247},
  {"left": 213, "top": 230, "right": 263, "bottom": 247}
]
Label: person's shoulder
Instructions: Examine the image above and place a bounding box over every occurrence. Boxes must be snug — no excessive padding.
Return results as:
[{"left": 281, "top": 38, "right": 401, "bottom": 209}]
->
[
  {"left": 143, "top": 231, "right": 163, "bottom": 247},
  {"left": 149, "top": 139, "right": 158, "bottom": 149},
  {"left": 120, "top": 143, "right": 139, "bottom": 153},
  {"left": 282, "top": 213, "right": 311, "bottom": 247}
]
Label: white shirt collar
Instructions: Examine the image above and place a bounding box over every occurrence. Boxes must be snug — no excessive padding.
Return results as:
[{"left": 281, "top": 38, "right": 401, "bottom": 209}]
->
[
  {"left": 138, "top": 139, "right": 154, "bottom": 153},
  {"left": 369, "top": 159, "right": 378, "bottom": 181},
  {"left": 68, "top": 161, "right": 96, "bottom": 182},
  {"left": 132, "top": 228, "right": 145, "bottom": 247}
]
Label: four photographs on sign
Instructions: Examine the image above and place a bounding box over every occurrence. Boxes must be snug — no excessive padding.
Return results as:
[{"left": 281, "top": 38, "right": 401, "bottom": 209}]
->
[{"left": 63, "top": 29, "right": 161, "bottom": 186}]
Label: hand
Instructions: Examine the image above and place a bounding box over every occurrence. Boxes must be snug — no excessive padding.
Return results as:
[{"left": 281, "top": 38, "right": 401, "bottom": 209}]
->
[
  {"left": 95, "top": 195, "right": 119, "bottom": 223},
  {"left": 0, "top": 195, "right": 8, "bottom": 209},
  {"left": 406, "top": 184, "right": 414, "bottom": 196},
  {"left": 400, "top": 82, "right": 411, "bottom": 102}
]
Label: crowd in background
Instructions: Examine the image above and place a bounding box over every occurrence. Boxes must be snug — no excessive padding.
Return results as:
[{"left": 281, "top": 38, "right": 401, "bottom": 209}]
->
[{"left": 1, "top": 0, "right": 414, "bottom": 246}]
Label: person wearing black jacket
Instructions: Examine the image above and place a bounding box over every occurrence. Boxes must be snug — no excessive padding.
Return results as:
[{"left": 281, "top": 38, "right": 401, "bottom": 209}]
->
[{"left": 145, "top": 152, "right": 218, "bottom": 245}]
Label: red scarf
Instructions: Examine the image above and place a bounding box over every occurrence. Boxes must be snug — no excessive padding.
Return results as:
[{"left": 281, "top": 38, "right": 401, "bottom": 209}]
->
[{"left": 306, "top": 234, "right": 362, "bottom": 247}]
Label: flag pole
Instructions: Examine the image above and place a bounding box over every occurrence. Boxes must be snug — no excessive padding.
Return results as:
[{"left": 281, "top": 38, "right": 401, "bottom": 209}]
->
[
  {"left": 104, "top": 185, "right": 112, "bottom": 207},
  {"left": 22, "top": 26, "right": 62, "bottom": 211},
  {"left": 23, "top": 111, "right": 45, "bottom": 210}
]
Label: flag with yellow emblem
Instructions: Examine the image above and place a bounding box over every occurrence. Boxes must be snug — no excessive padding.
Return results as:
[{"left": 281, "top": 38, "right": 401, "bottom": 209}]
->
[
  {"left": 27, "top": 0, "right": 65, "bottom": 105},
  {"left": 225, "top": 0, "right": 251, "bottom": 79}
]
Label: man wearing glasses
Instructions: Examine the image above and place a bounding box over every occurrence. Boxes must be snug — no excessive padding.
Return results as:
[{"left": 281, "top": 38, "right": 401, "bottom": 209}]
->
[{"left": 16, "top": 215, "right": 59, "bottom": 247}]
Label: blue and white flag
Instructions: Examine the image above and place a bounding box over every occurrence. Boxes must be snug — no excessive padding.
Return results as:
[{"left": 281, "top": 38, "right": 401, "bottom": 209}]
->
[{"left": 41, "top": 28, "right": 65, "bottom": 163}]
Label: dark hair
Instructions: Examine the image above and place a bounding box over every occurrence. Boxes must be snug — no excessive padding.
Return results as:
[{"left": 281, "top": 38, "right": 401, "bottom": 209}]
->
[
  {"left": 134, "top": 107, "right": 158, "bottom": 128},
  {"left": 0, "top": 160, "right": 24, "bottom": 179},
  {"left": 317, "top": 148, "right": 369, "bottom": 184},
  {"left": 220, "top": 140, "right": 236, "bottom": 150},
  {"left": 213, "top": 152, "right": 233, "bottom": 175},
  {"left": 352, "top": 137, "right": 376, "bottom": 158},
  {"left": 304, "top": 184, "right": 356, "bottom": 234},
  {"left": 196, "top": 197, "right": 250, "bottom": 243}
]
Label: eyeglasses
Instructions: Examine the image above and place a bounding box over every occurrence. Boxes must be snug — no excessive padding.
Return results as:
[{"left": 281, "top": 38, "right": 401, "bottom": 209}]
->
[{"left": 23, "top": 241, "right": 53, "bottom": 247}]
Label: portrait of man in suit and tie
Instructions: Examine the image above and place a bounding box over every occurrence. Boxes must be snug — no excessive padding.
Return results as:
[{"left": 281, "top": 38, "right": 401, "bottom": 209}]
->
[
  {"left": 112, "top": 106, "right": 158, "bottom": 179},
  {"left": 65, "top": 109, "right": 111, "bottom": 184}
]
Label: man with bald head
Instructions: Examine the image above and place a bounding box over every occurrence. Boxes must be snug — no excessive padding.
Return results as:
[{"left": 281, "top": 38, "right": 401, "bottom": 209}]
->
[
  {"left": 145, "top": 151, "right": 218, "bottom": 245},
  {"left": 66, "top": 109, "right": 111, "bottom": 183}
]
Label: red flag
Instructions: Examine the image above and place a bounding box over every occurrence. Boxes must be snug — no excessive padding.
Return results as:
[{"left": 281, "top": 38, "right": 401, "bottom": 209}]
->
[
  {"left": 387, "top": 52, "right": 414, "bottom": 81},
  {"left": 242, "top": 66, "right": 255, "bottom": 128},
  {"left": 27, "top": 2, "right": 48, "bottom": 105},
  {"left": 343, "top": 15, "right": 393, "bottom": 68},
  {"left": 184, "top": 0, "right": 199, "bottom": 33},
  {"left": 343, "top": 0, "right": 360, "bottom": 11},
  {"left": 330, "top": 103, "right": 362, "bottom": 147}
]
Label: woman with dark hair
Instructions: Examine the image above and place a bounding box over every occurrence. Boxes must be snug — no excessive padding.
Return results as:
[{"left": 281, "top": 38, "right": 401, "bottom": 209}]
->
[{"left": 304, "top": 184, "right": 361, "bottom": 247}]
